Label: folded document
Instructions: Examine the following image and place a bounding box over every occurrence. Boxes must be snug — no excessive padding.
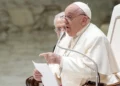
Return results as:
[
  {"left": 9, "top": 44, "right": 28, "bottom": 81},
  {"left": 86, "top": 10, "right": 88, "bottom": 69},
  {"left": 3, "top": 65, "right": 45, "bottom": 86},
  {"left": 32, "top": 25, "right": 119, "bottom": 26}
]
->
[{"left": 32, "top": 61, "right": 59, "bottom": 86}]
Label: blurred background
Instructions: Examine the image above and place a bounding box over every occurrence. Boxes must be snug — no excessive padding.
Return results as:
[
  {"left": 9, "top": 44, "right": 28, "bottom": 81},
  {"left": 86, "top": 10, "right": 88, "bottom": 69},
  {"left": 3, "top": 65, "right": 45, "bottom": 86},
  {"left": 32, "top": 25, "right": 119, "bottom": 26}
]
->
[{"left": 0, "top": 0, "right": 120, "bottom": 86}]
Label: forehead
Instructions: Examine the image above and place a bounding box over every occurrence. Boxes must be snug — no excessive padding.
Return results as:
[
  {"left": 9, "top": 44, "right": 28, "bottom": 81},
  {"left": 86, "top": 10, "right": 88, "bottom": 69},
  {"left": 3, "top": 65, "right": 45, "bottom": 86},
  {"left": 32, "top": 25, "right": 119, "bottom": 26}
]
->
[{"left": 65, "top": 4, "right": 80, "bottom": 15}]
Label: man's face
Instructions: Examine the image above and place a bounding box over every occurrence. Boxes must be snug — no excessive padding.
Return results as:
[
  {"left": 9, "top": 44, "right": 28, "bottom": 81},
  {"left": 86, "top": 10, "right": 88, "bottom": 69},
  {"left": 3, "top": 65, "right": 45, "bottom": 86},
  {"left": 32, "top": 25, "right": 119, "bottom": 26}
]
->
[{"left": 64, "top": 4, "right": 85, "bottom": 37}]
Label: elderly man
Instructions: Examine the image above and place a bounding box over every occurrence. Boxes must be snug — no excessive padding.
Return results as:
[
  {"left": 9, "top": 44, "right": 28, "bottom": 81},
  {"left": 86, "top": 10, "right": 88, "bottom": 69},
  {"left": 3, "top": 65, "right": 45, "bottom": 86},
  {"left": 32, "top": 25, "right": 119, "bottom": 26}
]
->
[
  {"left": 33, "top": 2, "right": 119, "bottom": 86},
  {"left": 54, "top": 12, "right": 65, "bottom": 38}
]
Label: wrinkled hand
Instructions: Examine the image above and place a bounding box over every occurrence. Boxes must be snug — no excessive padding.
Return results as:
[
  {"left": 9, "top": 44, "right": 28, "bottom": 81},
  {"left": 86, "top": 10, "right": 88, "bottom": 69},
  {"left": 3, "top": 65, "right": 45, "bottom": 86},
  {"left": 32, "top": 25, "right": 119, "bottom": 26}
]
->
[
  {"left": 33, "top": 69, "right": 42, "bottom": 81},
  {"left": 39, "top": 52, "right": 61, "bottom": 64}
]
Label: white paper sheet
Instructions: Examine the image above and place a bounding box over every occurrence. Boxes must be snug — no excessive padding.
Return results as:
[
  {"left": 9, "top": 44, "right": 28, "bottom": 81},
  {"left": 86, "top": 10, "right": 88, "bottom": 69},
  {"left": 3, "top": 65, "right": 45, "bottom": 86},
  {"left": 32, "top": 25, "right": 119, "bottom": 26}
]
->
[{"left": 32, "top": 61, "right": 59, "bottom": 86}]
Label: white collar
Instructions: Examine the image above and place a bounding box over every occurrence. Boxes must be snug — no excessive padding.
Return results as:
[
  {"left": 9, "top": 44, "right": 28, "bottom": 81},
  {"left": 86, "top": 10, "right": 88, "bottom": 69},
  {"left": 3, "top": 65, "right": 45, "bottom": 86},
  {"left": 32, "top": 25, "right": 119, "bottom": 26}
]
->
[{"left": 73, "top": 23, "right": 90, "bottom": 39}]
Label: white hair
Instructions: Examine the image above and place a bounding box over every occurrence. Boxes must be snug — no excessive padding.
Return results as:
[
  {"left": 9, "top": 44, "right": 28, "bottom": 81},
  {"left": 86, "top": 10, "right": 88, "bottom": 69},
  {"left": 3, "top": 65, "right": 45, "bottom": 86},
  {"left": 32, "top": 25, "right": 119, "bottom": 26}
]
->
[{"left": 54, "top": 12, "right": 65, "bottom": 26}]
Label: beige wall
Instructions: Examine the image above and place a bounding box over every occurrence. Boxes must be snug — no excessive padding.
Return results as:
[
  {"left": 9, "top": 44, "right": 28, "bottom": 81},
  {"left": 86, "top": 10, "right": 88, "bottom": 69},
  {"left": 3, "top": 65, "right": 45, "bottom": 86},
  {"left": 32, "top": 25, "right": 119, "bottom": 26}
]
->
[{"left": 0, "top": 0, "right": 118, "bottom": 42}]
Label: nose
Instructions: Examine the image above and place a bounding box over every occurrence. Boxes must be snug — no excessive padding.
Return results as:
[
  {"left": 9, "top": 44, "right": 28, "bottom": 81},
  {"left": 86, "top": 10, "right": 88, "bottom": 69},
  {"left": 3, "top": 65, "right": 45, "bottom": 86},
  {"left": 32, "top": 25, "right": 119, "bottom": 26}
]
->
[{"left": 65, "top": 17, "right": 69, "bottom": 24}]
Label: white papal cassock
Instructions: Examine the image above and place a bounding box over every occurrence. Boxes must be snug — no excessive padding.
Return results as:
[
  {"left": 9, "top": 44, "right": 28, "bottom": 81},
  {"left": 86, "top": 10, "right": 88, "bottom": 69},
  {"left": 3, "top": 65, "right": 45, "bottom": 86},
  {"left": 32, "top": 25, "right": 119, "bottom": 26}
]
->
[{"left": 49, "top": 23, "right": 119, "bottom": 86}]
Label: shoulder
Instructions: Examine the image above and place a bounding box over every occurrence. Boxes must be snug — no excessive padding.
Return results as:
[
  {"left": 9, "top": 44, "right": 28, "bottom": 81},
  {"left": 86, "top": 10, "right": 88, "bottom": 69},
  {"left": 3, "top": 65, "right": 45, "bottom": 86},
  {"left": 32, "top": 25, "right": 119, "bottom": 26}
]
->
[
  {"left": 85, "top": 23, "right": 107, "bottom": 39},
  {"left": 83, "top": 23, "right": 109, "bottom": 44}
]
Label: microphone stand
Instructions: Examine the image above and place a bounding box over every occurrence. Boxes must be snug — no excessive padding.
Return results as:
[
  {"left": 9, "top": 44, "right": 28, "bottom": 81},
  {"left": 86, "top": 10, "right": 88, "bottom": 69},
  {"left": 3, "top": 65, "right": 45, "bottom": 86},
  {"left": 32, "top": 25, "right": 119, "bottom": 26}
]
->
[{"left": 56, "top": 44, "right": 99, "bottom": 86}]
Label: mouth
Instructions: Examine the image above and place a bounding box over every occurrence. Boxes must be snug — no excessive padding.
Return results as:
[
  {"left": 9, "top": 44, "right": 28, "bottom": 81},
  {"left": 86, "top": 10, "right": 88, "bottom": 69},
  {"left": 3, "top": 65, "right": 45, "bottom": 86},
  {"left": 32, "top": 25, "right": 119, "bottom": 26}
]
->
[{"left": 66, "top": 26, "right": 70, "bottom": 32}]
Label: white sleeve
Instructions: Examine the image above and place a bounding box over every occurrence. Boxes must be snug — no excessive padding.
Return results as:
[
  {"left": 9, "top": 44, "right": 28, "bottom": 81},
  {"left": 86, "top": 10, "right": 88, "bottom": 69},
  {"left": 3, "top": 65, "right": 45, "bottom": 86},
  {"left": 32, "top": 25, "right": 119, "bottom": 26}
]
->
[{"left": 60, "top": 55, "right": 93, "bottom": 78}]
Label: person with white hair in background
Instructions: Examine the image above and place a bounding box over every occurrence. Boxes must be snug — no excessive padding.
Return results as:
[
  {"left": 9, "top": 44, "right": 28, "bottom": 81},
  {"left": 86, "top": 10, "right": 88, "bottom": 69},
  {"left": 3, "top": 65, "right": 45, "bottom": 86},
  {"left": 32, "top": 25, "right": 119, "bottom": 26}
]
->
[
  {"left": 52, "top": 12, "right": 65, "bottom": 52},
  {"left": 54, "top": 12, "right": 65, "bottom": 38},
  {"left": 33, "top": 1, "right": 119, "bottom": 86}
]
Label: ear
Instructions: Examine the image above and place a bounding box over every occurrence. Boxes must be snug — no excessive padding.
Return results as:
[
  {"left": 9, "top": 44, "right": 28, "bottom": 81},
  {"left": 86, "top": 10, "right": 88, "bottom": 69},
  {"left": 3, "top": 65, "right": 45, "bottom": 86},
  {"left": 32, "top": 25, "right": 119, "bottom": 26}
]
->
[{"left": 81, "top": 16, "right": 88, "bottom": 26}]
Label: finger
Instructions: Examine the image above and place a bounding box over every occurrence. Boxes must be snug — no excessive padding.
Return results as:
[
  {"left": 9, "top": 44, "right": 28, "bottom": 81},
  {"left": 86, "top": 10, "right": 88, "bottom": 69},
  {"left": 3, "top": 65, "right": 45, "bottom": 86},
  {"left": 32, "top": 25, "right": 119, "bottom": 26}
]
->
[
  {"left": 34, "top": 72, "right": 42, "bottom": 76},
  {"left": 34, "top": 76, "right": 42, "bottom": 81},
  {"left": 39, "top": 52, "right": 52, "bottom": 57},
  {"left": 33, "top": 72, "right": 42, "bottom": 81},
  {"left": 33, "top": 69, "right": 38, "bottom": 74},
  {"left": 33, "top": 69, "right": 42, "bottom": 78},
  {"left": 34, "top": 70, "right": 40, "bottom": 73},
  {"left": 34, "top": 73, "right": 42, "bottom": 76},
  {"left": 35, "top": 75, "right": 42, "bottom": 78},
  {"left": 39, "top": 53, "right": 48, "bottom": 57},
  {"left": 34, "top": 69, "right": 40, "bottom": 73}
]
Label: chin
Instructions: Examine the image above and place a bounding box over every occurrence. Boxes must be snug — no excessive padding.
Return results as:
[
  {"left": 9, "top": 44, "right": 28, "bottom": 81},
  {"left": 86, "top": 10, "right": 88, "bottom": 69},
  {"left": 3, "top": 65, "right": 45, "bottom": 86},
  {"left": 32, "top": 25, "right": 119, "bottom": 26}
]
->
[
  {"left": 67, "top": 33, "right": 73, "bottom": 37},
  {"left": 66, "top": 31, "right": 74, "bottom": 37},
  {"left": 68, "top": 33, "right": 76, "bottom": 37}
]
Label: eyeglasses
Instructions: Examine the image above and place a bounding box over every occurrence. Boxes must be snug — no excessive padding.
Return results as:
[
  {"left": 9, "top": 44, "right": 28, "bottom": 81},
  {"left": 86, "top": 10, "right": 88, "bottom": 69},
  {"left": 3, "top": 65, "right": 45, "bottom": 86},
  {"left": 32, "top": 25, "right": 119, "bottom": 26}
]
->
[{"left": 65, "top": 14, "right": 86, "bottom": 22}]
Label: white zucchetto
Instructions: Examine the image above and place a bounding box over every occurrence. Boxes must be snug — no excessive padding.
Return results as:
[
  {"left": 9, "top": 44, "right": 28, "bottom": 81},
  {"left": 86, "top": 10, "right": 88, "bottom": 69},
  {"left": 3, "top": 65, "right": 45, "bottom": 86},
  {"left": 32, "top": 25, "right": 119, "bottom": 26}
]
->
[{"left": 73, "top": 2, "right": 91, "bottom": 19}]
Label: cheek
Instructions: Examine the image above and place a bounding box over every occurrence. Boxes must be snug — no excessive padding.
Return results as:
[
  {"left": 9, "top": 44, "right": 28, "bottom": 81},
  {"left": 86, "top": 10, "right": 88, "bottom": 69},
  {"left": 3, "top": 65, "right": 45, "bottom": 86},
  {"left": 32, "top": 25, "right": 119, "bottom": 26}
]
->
[
  {"left": 71, "top": 21, "right": 79, "bottom": 28},
  {"left": 70, "top": 25, "right": 76, "bottom": 34}
]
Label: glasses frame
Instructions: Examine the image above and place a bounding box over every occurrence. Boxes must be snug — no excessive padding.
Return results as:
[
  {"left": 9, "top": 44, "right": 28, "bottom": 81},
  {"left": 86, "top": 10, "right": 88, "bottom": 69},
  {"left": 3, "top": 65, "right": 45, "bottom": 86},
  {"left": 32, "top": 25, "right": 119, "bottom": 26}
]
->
[{"left": 65, "top": 14, "right": 86, "bottom": 22}]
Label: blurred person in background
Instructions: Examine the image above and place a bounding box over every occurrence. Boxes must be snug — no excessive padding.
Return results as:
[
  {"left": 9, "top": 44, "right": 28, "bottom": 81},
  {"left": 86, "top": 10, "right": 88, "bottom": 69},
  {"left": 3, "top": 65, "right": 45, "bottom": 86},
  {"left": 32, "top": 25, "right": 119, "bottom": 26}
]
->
[{"left": 54, "top": 12, "right": 65, "bottom": 38}]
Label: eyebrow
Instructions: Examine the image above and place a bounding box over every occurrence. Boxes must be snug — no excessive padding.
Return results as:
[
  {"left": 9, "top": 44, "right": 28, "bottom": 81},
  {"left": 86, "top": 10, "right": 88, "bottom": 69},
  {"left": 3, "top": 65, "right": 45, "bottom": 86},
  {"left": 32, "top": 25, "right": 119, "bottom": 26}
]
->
[
  {"left": 66, "top": 12, "right": 73, "bottom": 15},
  {"left": 65, "top": 11, "right": 75, "bottom": 17}
]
